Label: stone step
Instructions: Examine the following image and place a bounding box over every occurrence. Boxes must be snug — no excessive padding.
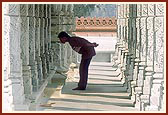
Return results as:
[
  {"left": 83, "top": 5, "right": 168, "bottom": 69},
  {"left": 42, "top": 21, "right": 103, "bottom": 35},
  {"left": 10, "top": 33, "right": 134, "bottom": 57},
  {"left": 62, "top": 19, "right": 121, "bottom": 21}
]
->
[
  {"left": 89, "top": 69, "right": 120, "bottom": 77},
  {"left": 88, "top": 79, "right": 123, "bottom": 85},
  {"left": 88, "top": 75, "right": 122, "bottom": 81},
  {"left": 89, "top": 66, "right": 117, "bottom": 71},
  {"left": 90, "top": 62, "right": 115, "bottom": 67},
  {"left": 89, "top": 62, "right": 117, "bottom": 71}
]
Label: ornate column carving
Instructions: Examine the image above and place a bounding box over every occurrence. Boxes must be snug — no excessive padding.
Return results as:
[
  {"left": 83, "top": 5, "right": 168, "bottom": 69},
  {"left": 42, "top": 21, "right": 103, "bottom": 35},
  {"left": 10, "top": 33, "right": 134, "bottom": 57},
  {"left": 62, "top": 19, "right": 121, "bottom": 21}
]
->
[
  {"left": 28, "top": 4, "right": 39, "bottom": 92},
  {"left": 20, "top": 4, "right": 33, "bottom": 98},
  {"left": 3, "top": 4, "right": 28, "bottom": 111},
  {"left": 34, "top": 4, "right": 42, "bottom": 91},
  {"left": 39, "top": 4, "right": 47, "bottom": 82},
  {"left": 145, "top": 4, "right": 165, "bottom": 111}
]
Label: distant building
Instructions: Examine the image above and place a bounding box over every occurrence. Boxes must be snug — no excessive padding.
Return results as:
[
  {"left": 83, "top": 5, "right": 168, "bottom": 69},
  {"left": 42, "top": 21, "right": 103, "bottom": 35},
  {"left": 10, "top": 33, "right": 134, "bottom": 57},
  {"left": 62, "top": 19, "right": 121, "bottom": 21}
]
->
[{"left": 73, "top": 17, "right": 117, "bottom": 37}]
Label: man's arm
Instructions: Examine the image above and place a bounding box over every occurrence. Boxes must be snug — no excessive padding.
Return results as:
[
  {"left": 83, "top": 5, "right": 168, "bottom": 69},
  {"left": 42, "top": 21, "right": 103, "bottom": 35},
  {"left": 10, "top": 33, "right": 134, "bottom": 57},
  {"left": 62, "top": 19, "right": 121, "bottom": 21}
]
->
[{"left": 86, "top": 42, "right": 99, "bottom": 47}]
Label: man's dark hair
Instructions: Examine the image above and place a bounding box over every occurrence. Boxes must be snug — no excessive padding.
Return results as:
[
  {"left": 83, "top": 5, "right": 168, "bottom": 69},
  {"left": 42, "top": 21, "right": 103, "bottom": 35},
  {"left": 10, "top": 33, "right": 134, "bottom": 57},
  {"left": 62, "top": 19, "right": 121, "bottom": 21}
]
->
[{"left": 58, "top": 31, "right": 70, "bottom": 38}]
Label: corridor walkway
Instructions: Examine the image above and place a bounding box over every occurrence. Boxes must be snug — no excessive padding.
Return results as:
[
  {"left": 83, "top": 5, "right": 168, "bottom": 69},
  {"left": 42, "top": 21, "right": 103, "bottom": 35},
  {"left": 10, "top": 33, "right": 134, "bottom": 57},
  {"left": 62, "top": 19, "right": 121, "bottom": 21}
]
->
[{"left": 36, "top": 62, "right": 138, "bottom": 112}]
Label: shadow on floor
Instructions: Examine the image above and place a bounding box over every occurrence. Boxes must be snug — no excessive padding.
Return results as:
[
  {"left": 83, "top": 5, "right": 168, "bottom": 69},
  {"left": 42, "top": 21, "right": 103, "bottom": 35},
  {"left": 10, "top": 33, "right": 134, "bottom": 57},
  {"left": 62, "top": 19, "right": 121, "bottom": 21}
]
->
[
  {"left": 48, "top": 98, "right": 134, "bottom": 107},
  {"left": 40, "top": 106, "right": 103, "bottom": 111},
  {"left": 62, "top": 93, "right": 131, "bottom": 100}
]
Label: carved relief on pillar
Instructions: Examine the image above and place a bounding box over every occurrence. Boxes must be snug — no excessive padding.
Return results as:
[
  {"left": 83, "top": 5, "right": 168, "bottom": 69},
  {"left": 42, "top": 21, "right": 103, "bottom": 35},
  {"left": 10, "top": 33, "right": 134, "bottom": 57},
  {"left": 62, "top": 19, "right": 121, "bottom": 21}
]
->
[
  {"left": 125, "top": 19, "right": 129, "bottom": 42},
  {"left": 35, "top": 17, "right": 43, "bottom": 87},
  {"left": 44, "top": 18, "right": 50, "bottom": 73},
  {"left": 20, "top": 15, "right": 33, "bottom": 97},
  {"left": 148, "top": 7, "right": 165, "bottom": 111},
  {"left": 117, "top": 5, "right": 121, "bottom": 19},
  {"left": 136, "top": 18, "right": 140, "bottom": 58},
  {"left": 141, "top": 4, "right": 148, "bottom": 16},
  {"left": 154, "top": 17, "right": 164, "bottom": 73},
  {"left": 35, "top": 18, "right": 41, "bottom": 59},
  {"left": 140, "top": 18, "right": 147, "bottom": 61},
  {"left": 68, "top": 4, "right": 73, "bottom": 14},
  {"left": 123, "top": 4, "right": 127, "bottom": 18},
  {"left": 146, "top": 81, "right": 164, "bottom": 111},
  {"left": 40, "top": 18, "right": 45, "bottom": 54},
  {"left": 126, "top": 4, "right": 129, "bottom": 18},
  {"left": 146, "top": 17, "right": 154, "bottom": 67},
  {"left": 9, "top": 17, "right": 22, "bottom": 72},
  {"left": 43, "top": 4, "right": 47, "bottom": 18},
  {"left": 156, "top": 4, "right": 164, "bottom": 16},
  {"left": 48, "top": 18, "right": 52, "bottom": 65},
  {"left": 39, "top": 4, "right": 44, "bottom": 18},
  {"left": 28, "top": 16, "right": 39, "bottom": 91},
  {"left": 20, "top": 4, "right": 28, "bottom": 16},
  {"left": 47, "top": 4, "right": 51, "bottom": 18},
  {"left": 4, "top": 4, "right": 20, "bottom": 16},
  {"left": 57, "top": 4, "right": 63, "bottom": 14},
  {"left": 6, "top": 15, "right": 26, "bottom": 107},
  {"left": 132, "top": 5, "right": 137, "bottom": 18},
  {"left": 3, "top": 15, "right": 13, "bottom": 111},
  {"left": 120, "top": 4, "right": 124, "bottom": 18},
  {"left": 148, "top": 4, "right": 155, "bottom": 16},
  {"left": 137, "top": 4, "right": 142, "bottom": 17},
  {"left": 20, "top": 16, "right": 29, "bottom": 65},
  {"left": 132, "top": 18, "right": 137, "bottom": 56},
  {"left": 29, "top": 17, "right": 36, "bottom": 64},
  {"left": 28, "top": 4, "right": 35, "bottom": 17},
  {"left": 51, "top": 42, "right": 61, "bottom": 66},
  {"left": 35, "top": 4, "right": 39, "bottom": 18},
  {"left": 51, "top": 4, "right": 56, "bottom": 15},
  {"left": 3, "top": 15, "right": 10, "bottom": 80},
  {"left": 129, "top": 4, "right": 133, "bottom": 17}
]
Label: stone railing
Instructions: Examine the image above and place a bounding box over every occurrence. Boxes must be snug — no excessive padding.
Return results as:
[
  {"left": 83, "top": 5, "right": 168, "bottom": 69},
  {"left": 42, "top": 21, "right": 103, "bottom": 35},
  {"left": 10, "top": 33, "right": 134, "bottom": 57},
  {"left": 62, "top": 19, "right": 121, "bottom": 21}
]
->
[{"left": 115, "top": 4, "right": 165, "bottom": 111}]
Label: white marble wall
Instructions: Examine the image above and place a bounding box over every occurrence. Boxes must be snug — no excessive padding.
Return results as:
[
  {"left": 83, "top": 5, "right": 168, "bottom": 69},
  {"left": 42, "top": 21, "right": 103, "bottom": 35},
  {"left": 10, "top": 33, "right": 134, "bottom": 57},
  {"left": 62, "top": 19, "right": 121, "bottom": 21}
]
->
[{"left": 116, "top": 4, "right": 165, "bottom": 111}]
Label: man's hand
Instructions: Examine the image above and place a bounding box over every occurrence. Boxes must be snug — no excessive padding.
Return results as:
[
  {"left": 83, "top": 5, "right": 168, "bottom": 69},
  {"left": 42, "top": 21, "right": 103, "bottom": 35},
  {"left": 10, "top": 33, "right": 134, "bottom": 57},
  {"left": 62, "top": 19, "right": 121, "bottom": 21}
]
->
[{"left": 93, "top": 43, "right": 99, "bottom": 47}]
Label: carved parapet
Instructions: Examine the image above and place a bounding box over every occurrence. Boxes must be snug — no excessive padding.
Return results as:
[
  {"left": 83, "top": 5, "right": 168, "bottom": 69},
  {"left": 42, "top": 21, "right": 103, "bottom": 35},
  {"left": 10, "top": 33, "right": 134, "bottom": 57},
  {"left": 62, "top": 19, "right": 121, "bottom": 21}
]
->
[
  {"left": 145, "top": 78, "right": 164, "bottom": 111},
  {"left": 140, "top": 73, "right": 153, "bottom": 110},
  {"left": 141, "top": 94, "right": 150, "bottom": 111},
  {"left": 134, "top": 86, "right": 143, "bottom": 110}
]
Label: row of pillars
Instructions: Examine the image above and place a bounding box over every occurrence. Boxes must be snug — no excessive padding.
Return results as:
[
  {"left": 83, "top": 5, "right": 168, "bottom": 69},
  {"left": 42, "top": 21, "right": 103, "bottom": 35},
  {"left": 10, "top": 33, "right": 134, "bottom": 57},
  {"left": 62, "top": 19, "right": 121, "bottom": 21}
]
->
[
  {"left": 114, "top": 4, "right": 165, "bottom": 111},
  {"left": 3, "top": 4, "right": 76, "bottom": 111}
]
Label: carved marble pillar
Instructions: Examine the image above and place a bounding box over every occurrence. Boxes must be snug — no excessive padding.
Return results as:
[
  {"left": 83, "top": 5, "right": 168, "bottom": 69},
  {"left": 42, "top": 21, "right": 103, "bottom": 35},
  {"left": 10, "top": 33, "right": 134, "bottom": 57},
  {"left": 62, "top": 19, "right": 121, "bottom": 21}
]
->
[
  {"left": 135, "top": 61, "right": 145, "bottom": 110},
  {"left": 145, "top": 4, "right": 165, "bottom": 111},
  {"left": 43, "top": 4, "right": 50, "bottom": 74},
  {"left": 133, "top": 4, "right": 142, "bottom": 107},
  {"left": 44, "top": 17, "right": 50, "bottom": 73},
  {"left": 51, "top": 4, "right": 66, "bottom": 73},
  {"left": 47, "top": 4, "right": 53, "bottom": 69},
  {"left": 137, "top": 4, "right": 148, "bottom": 111},
  {"left": 124, "top": 4, "right": 135, "bottom": 93},
  {"left": 20, "top": 4, "right": 33, "bottom": 98},
  {"left": 39, "top": 4, "right": 47, "bottom": 82},
  {"left": 28, "top": 4, "right": 38, "bottom": 92},
  {"left": 3, "top": 4, "right": 28, "bottom": 111},
  {"left": 113, "top": 5, "right": 121, "bottom": 66},
  {"left": 34, "top": 4, "right": 42, "bottom": 91},
  {"left": 3, "top": 7, "right": 14, "bottom": 111},
  {"left": 130, "top": 4, "right": 139, "bottom": 102}
]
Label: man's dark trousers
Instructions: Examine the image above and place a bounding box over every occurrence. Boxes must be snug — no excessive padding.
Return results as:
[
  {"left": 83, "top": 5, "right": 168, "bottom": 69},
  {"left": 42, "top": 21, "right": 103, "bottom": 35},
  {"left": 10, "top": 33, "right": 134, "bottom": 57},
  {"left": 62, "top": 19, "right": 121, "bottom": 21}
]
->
[{"left": 78, "top": 57, "right": 92, "bottom": 89}]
